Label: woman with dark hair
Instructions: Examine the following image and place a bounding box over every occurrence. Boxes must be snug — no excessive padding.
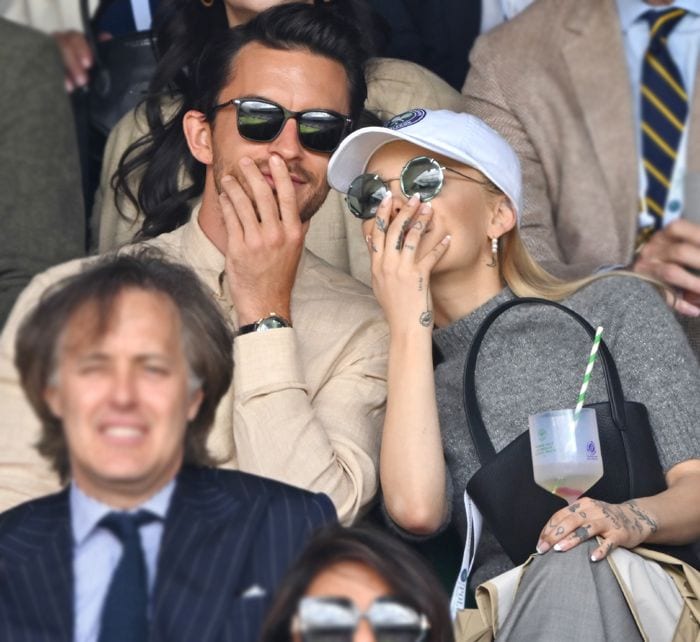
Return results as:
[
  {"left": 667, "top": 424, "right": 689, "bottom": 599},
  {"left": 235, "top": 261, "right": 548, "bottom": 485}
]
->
[
  {"left": 260, "top": 524, "right": 455, "bottom": 642},
  {"left": 92, "top": 0, "right": 467, "bottom": 287}
]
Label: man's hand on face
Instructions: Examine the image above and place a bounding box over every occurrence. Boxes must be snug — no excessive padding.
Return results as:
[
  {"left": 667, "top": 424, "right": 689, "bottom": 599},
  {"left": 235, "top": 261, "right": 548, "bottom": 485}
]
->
[
  {"left": 632, "top": 218, "right": 700, "bottom": 317},
  {"left": 219, "top": 154, "right": 309, "bottom": 326}
]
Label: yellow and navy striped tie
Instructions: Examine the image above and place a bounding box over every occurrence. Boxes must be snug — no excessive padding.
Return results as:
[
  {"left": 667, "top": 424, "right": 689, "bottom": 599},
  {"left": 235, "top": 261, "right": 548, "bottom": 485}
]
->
[{"left": 639, "top": 8, "right": 688, "bottom": 242}]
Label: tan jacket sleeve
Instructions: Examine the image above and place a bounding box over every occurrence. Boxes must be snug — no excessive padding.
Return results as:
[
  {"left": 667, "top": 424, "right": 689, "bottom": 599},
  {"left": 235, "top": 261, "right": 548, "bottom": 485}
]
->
[
  {"left": 229, "top": 324, "right": 387, "bottom": 526},
  {"left": 93, "top": 106, "right": 151, "bottom": 252}
]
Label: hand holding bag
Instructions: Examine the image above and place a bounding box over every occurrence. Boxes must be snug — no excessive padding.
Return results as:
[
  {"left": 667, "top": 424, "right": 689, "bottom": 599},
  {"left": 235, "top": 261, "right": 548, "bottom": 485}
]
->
[{"left": 463, "top": 297, "right": 697, "bottom": 567}]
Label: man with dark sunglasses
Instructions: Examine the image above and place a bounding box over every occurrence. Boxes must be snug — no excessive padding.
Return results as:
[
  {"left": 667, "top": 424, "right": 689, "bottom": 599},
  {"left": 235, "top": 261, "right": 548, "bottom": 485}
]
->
[{"left": 0, "top": 4, "right": 388, "bottom": 527}]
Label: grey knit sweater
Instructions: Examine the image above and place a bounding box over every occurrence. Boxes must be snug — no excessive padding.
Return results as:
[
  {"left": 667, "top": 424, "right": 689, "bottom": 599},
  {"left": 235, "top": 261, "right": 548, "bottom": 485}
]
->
[{"left": 431, "top": 277, "right": 700, "bottom": 588}]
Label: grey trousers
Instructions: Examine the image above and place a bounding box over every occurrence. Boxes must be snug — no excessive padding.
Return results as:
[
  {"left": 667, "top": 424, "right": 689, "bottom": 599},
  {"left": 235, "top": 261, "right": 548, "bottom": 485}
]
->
[{"left": 496, "top": 541, "right": 642, "bottom": 641}]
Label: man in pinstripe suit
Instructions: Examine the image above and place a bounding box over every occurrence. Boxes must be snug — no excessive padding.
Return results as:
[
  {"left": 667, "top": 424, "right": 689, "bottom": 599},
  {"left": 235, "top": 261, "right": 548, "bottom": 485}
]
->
[{"left": 0, "top": 252, "right": 335, "bottom": 642}]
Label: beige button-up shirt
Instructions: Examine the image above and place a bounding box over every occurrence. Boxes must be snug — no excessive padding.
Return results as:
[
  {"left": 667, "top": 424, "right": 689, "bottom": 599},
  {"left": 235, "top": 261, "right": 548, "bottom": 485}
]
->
[{"left": 0, "top": 208, "right": 389, "bottom": 523}]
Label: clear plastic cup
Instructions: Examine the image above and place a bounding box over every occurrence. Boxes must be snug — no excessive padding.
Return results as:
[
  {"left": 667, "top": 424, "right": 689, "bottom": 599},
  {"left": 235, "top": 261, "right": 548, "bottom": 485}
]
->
[{"left": 528, "top": 408, "right": 603, "bottom": 504}]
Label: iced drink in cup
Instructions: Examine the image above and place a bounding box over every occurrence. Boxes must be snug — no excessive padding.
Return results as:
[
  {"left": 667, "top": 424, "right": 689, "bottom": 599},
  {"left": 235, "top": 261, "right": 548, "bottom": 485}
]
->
[{"left": 528, "top": 408, "right": 603, "bottom": 504}]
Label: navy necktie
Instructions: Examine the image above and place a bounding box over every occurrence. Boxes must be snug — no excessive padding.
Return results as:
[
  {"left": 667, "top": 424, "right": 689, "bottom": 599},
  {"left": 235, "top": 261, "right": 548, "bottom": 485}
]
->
[
  {"left": 98, "top": 510, "right": 158, "bottom": 642},
  {"left": 638, "top": 8, "right": 688, "bottom": 245}
]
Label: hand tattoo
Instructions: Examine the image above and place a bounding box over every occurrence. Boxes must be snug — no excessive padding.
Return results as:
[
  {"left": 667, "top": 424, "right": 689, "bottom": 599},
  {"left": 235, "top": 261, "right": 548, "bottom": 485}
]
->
[
  {"left": 572, "top": 525, "right": 591, "bottom": 541},
  {"left": 395, "top": 219, "right": 411, "bottom": 250},
  {"left": 418, "top": 276, "right": 424, "bottom": 292},
  {"left": 568, "top": 503, "right": 580, "bottom": 513},
  {"left": 419, "top": 311, "right": 433, "bottom": 327},
  {"left": 624, "top": 501, "right": 658, "bottom": 534}
]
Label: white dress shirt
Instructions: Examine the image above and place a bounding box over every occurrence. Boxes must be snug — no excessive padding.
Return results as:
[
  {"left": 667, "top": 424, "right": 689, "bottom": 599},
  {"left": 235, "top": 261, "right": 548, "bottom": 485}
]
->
[{"left": 70, "top": 480, "right": 175, "bottom": 642}]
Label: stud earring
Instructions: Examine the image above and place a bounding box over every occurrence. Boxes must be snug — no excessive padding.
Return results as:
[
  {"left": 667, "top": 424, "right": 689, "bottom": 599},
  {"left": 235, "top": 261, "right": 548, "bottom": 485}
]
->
[{"left": 487, "top": 236, "right": 498, "bottom": 268}]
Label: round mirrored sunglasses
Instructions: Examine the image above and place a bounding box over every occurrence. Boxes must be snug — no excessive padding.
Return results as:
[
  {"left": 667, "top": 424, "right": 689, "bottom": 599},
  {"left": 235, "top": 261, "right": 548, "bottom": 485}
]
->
[{"left": 346, "top": 155, "right": 488, "bottom": 220}]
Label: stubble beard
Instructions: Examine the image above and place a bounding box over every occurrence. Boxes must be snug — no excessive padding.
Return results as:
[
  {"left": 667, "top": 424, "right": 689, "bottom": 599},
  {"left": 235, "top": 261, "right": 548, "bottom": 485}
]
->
[{"left": 213, "top": 155, "right": 329, "bottom": 223}]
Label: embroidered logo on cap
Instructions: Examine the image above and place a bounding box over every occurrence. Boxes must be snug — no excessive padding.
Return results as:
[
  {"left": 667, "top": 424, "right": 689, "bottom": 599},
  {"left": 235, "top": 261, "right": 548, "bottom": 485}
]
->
[{"left": 387, "top": 109, "right": 426, "bottom": 130}]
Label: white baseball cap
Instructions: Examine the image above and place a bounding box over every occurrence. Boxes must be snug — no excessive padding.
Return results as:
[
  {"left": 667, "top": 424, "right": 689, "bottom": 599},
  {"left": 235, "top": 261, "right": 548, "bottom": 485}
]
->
[{"left": 327, "top": 108, "right": 523, "bottom": 221}]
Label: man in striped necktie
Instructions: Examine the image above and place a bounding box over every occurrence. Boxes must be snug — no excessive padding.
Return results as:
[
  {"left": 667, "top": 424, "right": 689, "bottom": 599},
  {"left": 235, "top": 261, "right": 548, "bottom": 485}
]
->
[{"left": 463, "top": 0, "right": 700, "bottom": 355}]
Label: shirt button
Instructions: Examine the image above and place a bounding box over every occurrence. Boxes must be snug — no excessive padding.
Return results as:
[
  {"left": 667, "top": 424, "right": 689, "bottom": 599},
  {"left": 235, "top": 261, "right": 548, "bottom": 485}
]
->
[{"left": 668, "top": 199, "right": 681, "bottom": 213}]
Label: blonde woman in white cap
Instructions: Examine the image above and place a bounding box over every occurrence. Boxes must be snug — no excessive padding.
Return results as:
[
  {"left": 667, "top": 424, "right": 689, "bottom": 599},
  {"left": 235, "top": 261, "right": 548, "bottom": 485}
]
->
[{"left": 327, "top": 109, "right": 700, "bottom": 640}]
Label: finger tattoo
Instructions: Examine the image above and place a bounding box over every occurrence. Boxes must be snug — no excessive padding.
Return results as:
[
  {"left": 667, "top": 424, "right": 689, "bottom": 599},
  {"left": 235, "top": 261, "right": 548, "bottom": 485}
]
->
[
  {"left": 555, "top": 527, "right": 565, "bottom": 536},
  {"left": 395, "top": 219, "right": 411, "bottom": 250},
  {"left": 568, "top": 503, "right": 581, "bottom": 513},
  {"left": 404, "top": 243, "right": 416, "bottom": 251},
  {"left": 573, "top": 525, "right": 590, "bottom": 541},
  {"left": 376, "top": 217, "right": 387, "bottom": 233}
]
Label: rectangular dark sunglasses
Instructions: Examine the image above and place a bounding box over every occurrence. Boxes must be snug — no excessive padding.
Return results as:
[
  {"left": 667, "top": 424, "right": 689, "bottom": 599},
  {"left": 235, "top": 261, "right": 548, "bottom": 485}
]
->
[{"left": 208, "top": 97, "right": 352, "bottom": 153}]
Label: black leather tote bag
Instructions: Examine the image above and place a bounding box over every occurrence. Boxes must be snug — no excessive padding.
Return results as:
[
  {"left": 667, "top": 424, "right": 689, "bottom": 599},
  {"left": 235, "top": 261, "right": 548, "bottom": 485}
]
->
[{"left": 463, "top": 297, "right": 697, "bottom": 567}]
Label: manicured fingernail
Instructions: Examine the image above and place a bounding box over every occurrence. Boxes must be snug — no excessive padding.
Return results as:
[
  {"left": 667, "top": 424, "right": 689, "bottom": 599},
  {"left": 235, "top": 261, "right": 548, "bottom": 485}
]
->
[
  {"left": 240, "top": 157, "right": 253, "bottom": 166},
  {"left": 420, "top": 202, "right": 432, "bottom": 214},
  {"left": 408, "top": 194, "right": 420, "bottom": 204},
  {"left": 442, "top": 235, "right": 451, "bottom": 244},
  {"left": 270, "top": 154, "right": 283, "bottom": 166},
  {"left": 536, "top": 540, "right": 549, "bottom": 554},
  {"left": 553, "top": 543, "right": 563, "bottom": 552},
  {"left": 381, "top": 190, "right": 392, "bottom": 204},
  {"left": 590, "top": 554, "right": 599, "bottom": 562}
]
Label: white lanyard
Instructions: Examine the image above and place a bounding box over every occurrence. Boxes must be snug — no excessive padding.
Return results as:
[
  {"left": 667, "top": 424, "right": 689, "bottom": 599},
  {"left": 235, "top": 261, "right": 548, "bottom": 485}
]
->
[{"left": 449, "top": 491, "right": 483, "bottom": 617}]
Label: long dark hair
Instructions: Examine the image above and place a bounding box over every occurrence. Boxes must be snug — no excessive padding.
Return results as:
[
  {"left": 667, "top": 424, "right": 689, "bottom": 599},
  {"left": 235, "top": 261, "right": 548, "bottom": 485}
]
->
[
  {"left": 259, "top": 524, "right": 455, "bottom": 642},
  {"left": 112, "top": 0, "right": 382, "bottom": 241}
]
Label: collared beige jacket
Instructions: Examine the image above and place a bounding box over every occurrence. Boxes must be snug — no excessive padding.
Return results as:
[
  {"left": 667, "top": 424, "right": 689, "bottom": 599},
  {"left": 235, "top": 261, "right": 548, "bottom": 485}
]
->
[{"left": 0, "top": 208, "right": 389, "bottom": 524}]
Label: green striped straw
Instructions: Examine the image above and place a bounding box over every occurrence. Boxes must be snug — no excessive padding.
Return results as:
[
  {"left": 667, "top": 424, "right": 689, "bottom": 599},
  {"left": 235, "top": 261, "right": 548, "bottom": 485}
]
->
[{"left": 573, "top": 326, "right": 604, "bottom": 422}]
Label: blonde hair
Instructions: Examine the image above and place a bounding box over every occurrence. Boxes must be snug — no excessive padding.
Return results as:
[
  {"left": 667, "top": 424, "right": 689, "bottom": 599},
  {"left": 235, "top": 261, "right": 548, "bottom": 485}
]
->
[{"left": 480, "top": 179, "right": 663, "bottom": 301}]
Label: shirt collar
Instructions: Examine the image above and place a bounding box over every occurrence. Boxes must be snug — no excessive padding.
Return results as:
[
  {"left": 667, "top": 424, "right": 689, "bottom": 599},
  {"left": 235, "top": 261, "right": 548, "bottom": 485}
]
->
[
  {"left": 616, "top": 0, "right": 698, "bottom": 31},
  {"left": 70, "top": 478, "right": 176, "bottom": 547},
  {"left": 177, "top": 199, "right": 309, "bottom": 321}
]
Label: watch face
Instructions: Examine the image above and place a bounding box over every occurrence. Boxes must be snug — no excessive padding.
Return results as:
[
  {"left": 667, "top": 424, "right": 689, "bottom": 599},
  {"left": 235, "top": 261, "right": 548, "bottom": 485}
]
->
[{"left": 256, "top": 315, "right": 290, "bottom": 332}]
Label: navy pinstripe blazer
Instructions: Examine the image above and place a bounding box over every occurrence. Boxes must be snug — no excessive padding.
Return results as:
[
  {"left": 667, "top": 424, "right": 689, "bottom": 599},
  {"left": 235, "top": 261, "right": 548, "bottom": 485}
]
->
[{"left": 0, "top": 466, "right": 336, "bottom": 642}]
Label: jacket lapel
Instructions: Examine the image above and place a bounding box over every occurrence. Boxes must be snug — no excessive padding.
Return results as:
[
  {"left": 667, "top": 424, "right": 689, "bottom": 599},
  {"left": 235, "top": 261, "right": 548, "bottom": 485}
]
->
[
  {"left": 562, "top": 0, "right": 639, "bottom": 247},
  {"left": 0, "top": 490, "right": 73, "bottom": 642},
  {"left": 151, "top": 467, "right": 269, "bottom": 642}
]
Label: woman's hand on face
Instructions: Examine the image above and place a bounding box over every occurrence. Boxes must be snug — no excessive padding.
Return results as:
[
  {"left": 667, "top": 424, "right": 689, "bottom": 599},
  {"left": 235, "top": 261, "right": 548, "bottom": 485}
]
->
[
  {"left": 536, "top": 497, "right": 659, "bottom": 562},
  {"left": 363, "top": 192, "right": 450, "bottom": 332}
]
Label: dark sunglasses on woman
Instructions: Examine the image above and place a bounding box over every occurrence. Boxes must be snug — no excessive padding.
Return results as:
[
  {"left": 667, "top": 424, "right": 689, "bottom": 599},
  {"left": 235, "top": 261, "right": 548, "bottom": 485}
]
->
[
  {"left": 346, "top": 155, "right": 488, "bottom": 220},
  {"left": 291, "top": 596, "right": 430, "bottom": 642},
  {"left": 208, "top": 96, "right": 352, "bottom": 153}
]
